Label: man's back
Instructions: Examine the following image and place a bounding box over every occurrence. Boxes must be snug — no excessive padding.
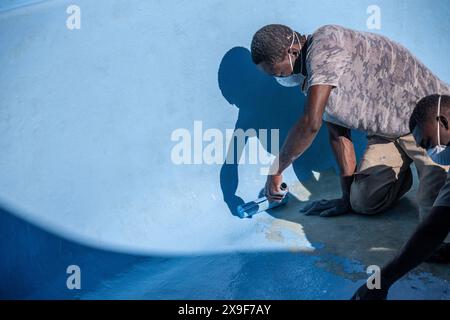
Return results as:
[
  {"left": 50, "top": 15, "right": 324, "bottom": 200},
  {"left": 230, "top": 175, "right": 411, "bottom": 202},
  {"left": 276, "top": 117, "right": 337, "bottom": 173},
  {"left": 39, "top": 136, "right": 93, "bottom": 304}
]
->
[{"left": 305, "top": 24, "right": 450, "bottom": 138}]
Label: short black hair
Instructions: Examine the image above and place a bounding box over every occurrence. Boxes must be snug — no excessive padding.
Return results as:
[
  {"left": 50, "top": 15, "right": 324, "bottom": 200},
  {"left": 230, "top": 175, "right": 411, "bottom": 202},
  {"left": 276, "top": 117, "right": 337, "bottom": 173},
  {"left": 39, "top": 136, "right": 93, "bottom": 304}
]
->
[
  {"left": 251, "top": 24, "right": 298, "bottom": 65},
  {"left": 409, "top": 94, "right": 450, "bottom": 132}
]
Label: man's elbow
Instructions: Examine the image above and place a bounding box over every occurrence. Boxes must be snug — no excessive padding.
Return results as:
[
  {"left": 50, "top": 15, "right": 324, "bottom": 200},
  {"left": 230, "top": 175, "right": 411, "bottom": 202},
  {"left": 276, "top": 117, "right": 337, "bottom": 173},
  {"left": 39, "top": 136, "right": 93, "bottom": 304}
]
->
[{"left": 301, "top": 118, "right": 322, "bottom": 135}]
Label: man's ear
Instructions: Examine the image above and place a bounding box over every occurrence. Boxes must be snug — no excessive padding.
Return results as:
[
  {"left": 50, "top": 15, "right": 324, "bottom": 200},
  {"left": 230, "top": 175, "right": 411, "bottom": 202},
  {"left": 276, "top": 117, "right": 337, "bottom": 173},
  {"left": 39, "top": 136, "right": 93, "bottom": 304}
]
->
[
  {"left": 287, "top": 46, "right": 301, "bottom": 57},
  {"left": 439, "top": 115, "right": 449, "bottom": 130}
]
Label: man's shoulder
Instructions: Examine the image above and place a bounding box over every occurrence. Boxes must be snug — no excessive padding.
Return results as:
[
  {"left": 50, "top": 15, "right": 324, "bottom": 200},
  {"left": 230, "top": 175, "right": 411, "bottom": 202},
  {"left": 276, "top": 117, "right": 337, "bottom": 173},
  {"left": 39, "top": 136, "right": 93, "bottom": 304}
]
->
[
  {"left": 311, "top": 24, "right": 373, "bottom": 42},
  {"left": 307, "top": 25, "right": 349, "bottom": 55},
  {"left": 312, "top": 24, "right": 346, "bottom": 38},
  {"left": 309, "top": 25, "right": 350, "bottom": 51}
]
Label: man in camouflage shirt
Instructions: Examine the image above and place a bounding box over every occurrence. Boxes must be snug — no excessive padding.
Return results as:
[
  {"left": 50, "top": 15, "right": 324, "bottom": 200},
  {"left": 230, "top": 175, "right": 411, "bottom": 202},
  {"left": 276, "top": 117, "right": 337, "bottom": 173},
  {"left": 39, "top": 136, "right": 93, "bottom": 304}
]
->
[{"left": 251, "top": 24, "right": 449, "bottom": 261}]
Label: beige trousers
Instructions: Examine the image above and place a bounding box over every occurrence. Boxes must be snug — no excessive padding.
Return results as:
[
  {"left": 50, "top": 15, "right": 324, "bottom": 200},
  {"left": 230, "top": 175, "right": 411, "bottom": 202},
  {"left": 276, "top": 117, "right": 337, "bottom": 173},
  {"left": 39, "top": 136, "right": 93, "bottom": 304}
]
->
[{"left": 349, "top": 134, "right": 449, "bottom": 220}]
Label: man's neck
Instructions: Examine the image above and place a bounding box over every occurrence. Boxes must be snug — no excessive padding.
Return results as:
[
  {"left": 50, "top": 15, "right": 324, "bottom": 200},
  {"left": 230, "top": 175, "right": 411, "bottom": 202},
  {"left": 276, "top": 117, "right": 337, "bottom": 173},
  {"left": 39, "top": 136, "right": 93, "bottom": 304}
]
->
[
  {"left": 300, "top": 35, "right": 307, "bottom": 47},
  {"left": 300, "top": 35, "right": 310, "bottom": 77}
]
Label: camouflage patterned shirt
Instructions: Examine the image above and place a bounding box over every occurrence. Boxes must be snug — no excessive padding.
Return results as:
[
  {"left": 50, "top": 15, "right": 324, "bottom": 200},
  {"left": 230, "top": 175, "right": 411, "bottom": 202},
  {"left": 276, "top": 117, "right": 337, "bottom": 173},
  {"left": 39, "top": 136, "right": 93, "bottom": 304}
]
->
[{"left": 304, "top": 25, "right": 450, "bottom": 138}]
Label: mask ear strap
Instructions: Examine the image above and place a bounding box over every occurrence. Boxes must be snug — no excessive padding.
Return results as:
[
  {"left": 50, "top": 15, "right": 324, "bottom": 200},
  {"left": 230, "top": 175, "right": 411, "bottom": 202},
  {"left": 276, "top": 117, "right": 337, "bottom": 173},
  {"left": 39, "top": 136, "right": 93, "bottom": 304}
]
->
[
  {"left": 290, "top": 31, "right": 296, "bottom": 47},
  {"left": 290, "top": 30, "right": 303, "bottom": 74},
  {"left": 287, "top": 31, "right": 298, "bottom": 72},
  {"left": 437, "top": 95, "right": 442, "bottom": 146},
  {"left": 296, "top": 33, "right": 302, "bottom": 50}
]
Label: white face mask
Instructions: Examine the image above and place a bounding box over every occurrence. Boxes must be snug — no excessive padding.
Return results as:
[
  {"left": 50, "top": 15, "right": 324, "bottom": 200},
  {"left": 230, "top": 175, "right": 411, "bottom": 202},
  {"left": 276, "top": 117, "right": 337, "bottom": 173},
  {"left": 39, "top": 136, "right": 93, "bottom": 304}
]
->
[
  {"left": 427, "top": 95, "right": 450, "bottom": 165},
  {"left": 274, "top": 31, "right": 306, "bottom": 88}
]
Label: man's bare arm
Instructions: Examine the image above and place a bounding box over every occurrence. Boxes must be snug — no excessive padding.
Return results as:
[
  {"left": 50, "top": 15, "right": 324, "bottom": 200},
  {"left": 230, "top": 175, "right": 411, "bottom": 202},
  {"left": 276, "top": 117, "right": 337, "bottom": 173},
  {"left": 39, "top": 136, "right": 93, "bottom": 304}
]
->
[
  {"left": 272, "top": 84, "right": 333, "bottom": 175},
  {"left": 266, "top": 84, "right": 333, "bottom": 202},
  {"left": 352, "top": 205, "right": 450, "bottom": 300},
  {"left": 326, "top": 122, "right": 357, "bottom": 200},
  {"left": 296, "top": 102, "right": 357, "bottom": 216}
]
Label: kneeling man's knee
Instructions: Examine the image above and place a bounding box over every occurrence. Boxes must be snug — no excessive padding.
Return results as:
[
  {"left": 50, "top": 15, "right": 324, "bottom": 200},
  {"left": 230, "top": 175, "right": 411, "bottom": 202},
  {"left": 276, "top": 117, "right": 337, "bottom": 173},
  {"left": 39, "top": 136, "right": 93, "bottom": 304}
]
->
[{"left": 350, "top": 179, "right": 385, "bottom": 215}]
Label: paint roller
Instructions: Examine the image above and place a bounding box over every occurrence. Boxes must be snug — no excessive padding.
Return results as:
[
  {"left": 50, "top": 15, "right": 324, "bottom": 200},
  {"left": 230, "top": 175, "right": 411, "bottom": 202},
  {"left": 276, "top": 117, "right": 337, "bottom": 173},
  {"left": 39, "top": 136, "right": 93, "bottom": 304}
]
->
[{"left": 237, "top": 183, "right": 289, "bottom": 218}]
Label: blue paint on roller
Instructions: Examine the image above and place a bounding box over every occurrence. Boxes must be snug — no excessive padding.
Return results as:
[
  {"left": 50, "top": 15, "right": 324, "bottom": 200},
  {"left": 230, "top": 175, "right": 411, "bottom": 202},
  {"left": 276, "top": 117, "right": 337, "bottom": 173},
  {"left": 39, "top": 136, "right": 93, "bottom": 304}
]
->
[{"left": 237, "top": 183, "right": 289, "bottom": 218}]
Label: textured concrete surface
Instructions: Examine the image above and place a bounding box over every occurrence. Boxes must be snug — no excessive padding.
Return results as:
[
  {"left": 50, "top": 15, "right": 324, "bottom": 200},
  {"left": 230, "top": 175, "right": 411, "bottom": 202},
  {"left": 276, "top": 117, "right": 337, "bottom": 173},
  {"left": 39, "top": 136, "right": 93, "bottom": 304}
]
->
[
  {"left": 0, "top": 0, "right": 449, "bottom": 299},
  {"left": 76, "top": 170, "right": 450, "bottom": 300}
]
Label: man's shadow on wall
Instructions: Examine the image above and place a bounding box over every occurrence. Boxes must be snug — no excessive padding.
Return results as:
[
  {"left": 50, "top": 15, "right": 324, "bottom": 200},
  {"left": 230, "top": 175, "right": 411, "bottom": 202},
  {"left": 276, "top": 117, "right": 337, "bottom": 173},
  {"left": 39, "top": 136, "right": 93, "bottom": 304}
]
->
[{"left": 218, "top": 47, "right": 341, "bottom": 217}]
